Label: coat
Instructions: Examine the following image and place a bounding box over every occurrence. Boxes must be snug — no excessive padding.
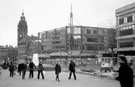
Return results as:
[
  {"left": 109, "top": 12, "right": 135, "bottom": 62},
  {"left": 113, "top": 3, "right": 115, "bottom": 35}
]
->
[
  {"left": 55, "top": 64, "right": 61, "bottom": 74},
  {"left": 21, "top": 63, "right": 27, "bottom": 71},
  {"left": 116, "top": 63, "right": 133, "bottom": 87},
  {"left": 9, "top": 64, "right": 15, "bottom": 72},
  {"left": 69, "top": 62, "right": 76, "bottom": 72},
  {"left": 38, "top": 64, "right": 44, "bottom": 71},
  {"left": 29, "top": 62, "right": 35, "bottom": 70}
]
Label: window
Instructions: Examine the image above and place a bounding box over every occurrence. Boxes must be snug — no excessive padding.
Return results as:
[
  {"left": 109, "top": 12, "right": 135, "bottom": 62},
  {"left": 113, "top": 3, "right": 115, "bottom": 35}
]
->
[
  {"left": 52, "top": 41, "right": 61, "bottom": 44},
  {"left": 99, "top": 30, "right": 105, "bottom": 34},
  {"left": 119, "top": 28, "right": 133, "bottom": 36},
  {"left": 87, "top": 30, "right": 91, "bottom": 34},
  {"left": 67, "top": 27, "right": 71, "bottom": 34},
  {"left": 100, "top": 36, "right": 104, "bottom": 43},
  {"left": 74, "top": 27, "right": 81, "bottom": 34},
  {"left": 119, "top": 42, "right": 133, "bottom": 48},
  {"left": 119, "top": 18, "right": 124, "bottom": 25},
  {"left": 86, "top": 45, "right": 98, "bottom": 50},
  {"left": 127, "top": 16, "right": 133, "bottom": 23},
  {"left": 87, "top": 38, "right": 98, "bottom": 42},
  {"left": 93, "top": 30, "right": 97, "bottom": 34}
]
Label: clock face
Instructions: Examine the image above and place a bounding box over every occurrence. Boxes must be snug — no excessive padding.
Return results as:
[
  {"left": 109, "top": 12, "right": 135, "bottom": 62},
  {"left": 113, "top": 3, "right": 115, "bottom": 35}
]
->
[
  {"left": 19, "top": 34, "right": 22, "bottom": 38},
  {"left": 18, "top": 34, "right": 23, "bottom": 42}
]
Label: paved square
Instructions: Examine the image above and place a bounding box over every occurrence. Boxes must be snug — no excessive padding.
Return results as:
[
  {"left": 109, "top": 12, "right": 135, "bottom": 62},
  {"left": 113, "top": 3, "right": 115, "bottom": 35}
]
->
[{"left": 0, "top": 69, "right": 119, "bottom": 87}]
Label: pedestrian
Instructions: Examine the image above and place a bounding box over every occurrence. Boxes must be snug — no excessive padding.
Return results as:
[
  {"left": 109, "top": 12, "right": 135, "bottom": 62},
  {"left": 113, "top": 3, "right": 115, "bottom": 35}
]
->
[
  {"left": 0, "top": 65, "right": 2, "bottom": 75},
  {"left": 18, "top": 63, "right": 22, "bottom": 75},
  {"left": 55, "top": 61, "right": 61, "bottom": 81},
  {"left": 116, "top": 55, "right": 133, "bottom": 87},
  {"left": 37, "top": 62, "right": 44, "bottom": 79},
  {"left": 21, "top": 62, "right": 27, "bottom": 79},
  {"left": 68, "top": 60, "right": 76, "bottom": 80},
  {"left": 9, "top": 62, "right": 15, "bottom": 77},
  {"left": 28, "top": 61, "right": 35, "bottom": 79}
]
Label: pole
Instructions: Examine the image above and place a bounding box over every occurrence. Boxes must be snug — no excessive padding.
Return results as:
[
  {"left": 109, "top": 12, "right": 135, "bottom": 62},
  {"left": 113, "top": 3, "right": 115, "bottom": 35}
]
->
[{"left": 38, "top": 32, "right": 40, "bottom": 54}]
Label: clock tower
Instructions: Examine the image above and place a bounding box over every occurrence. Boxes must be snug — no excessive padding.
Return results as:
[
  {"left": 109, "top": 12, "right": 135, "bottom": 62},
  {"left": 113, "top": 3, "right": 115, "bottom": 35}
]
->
[{"left": 17, "top": 12, "right": 28, "bottom": 59}]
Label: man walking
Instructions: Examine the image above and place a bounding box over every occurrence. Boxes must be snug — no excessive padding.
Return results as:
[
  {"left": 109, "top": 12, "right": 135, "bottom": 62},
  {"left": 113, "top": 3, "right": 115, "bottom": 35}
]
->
[
  {"left": 22, "top": 62, "right": 27, "bottom": 79},
  {"left": 68, "top": 60, "right": 76, "bottom": 80},
  {"left": 9, "top": 62, "right": 15, "bottom": 77},
  {"left": 18, "top": 63, "right": 22, "bottom": 75}
]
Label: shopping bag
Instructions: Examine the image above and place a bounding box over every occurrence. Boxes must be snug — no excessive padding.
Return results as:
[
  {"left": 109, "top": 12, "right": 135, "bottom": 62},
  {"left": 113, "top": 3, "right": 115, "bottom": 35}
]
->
[{"left": 43, "top": 71, "right": 46, "bottom": 76}]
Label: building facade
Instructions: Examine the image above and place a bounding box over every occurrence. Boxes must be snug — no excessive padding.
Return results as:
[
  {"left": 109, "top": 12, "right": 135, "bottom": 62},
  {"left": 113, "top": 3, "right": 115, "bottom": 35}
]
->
[
  {"left": 116, "top": 2, "right": 135, "bottom": 56},
  {"left": 0, "top": 45, "right": 18, "bottom": 63},
  {"left": 41, "top": 26, "right": 116, "bottom": 56}
]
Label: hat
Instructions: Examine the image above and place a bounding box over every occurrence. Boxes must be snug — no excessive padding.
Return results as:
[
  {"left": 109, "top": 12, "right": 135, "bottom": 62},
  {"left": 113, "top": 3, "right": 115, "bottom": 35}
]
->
[{"left": 119, "top": 55, "right": 127, "bottom": 63}]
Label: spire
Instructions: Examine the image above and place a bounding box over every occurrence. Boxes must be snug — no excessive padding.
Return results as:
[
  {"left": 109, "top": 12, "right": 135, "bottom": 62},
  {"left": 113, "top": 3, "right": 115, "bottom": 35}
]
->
[
  {"left": 22, "top": 12, "right": 24, "bottom": 16},
  {"left": 21, "top": 10, "right": 25, "bottom": 20},
  {"left": 22, "top": 9, "right": 24, "bottom": 15},
  {"left": 69, "top": 5, "right": 74, "bottom": 50},
  {"left": 70, "top": 5, "right": 73, "bottom": 27},
  {"left": 18, "top": 11, "right": 28, "bottom": 33}
]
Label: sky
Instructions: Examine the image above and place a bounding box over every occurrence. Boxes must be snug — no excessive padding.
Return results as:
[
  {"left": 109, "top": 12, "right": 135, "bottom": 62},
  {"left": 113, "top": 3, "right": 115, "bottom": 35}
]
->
[{"left": 0, "top": 0, "right": 134, "bottom": 47}]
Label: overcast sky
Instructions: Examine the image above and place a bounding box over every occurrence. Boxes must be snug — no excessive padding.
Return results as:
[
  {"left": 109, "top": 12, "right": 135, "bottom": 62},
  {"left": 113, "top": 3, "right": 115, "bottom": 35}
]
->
[{"left": 0, "top": 0, "right": 134, "bottom": 47}]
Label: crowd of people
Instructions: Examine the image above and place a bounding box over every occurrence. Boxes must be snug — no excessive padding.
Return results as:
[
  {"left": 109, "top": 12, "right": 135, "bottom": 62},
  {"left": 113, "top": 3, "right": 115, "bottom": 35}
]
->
[
  {"left": 10, "top": 61, "right": 45, "bottom": 80},
  {"left": 6, "top": 60, "right": 77, "bottom": 82},
  {"left": 1, "top": 56, "right": 134, "bottom": 87}
]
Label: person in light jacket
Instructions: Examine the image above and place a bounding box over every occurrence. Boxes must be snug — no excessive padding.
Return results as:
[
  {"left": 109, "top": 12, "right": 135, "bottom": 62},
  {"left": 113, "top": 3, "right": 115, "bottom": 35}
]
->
[{"left": 37, "top": 62, "right": 44, "bottom": 79}]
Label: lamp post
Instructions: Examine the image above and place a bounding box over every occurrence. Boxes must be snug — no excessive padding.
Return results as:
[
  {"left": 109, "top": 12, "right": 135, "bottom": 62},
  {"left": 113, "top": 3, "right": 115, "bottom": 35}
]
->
[{"left": 37, "top": 32, "right": 43, "bottom": 54}]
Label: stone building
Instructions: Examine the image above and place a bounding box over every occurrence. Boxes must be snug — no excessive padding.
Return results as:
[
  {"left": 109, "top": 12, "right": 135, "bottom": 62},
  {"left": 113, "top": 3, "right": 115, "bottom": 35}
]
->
[{"left": 0, "top": 45, "right": 18, "bottom": 63}]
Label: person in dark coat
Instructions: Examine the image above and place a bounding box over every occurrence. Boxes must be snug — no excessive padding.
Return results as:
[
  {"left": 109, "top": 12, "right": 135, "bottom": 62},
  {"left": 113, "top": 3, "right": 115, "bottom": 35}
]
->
[
  {"left": 28, "top": 61, "right": 35, "bottom": 78},
  {"left": 21, "top": 62, "right": 27, "bottom": 79},
  {"left": 55, "top": 62, "right": 61, "bottom": 81},
  {"left": 37, "top": 62, "right": 44, "bottom": 79},
  {"left": 68, "top": 60, "right": 76, "bottom": 80},
  {"left": 116, "top": 55, "right": 133, "bottom": 87},
  {"left": 18, "top": 63, "right": 22, "bottom": 75},
  {"left": 9, "top": 62, "right": 15, "bottom": 77}
]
